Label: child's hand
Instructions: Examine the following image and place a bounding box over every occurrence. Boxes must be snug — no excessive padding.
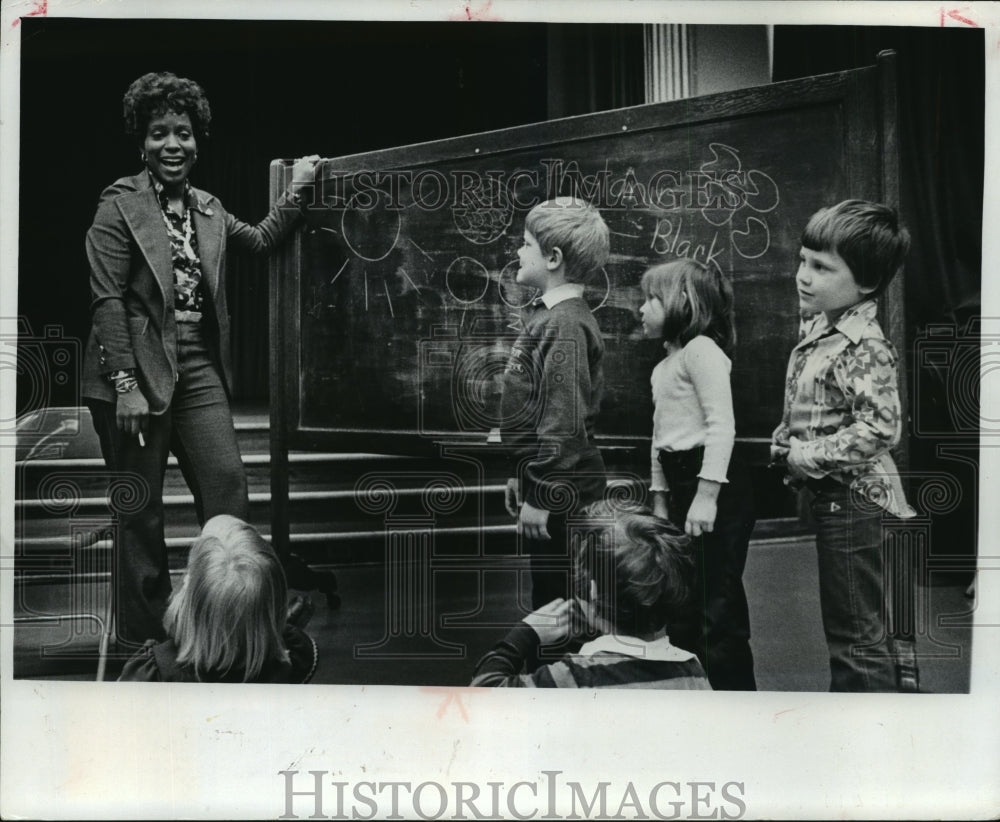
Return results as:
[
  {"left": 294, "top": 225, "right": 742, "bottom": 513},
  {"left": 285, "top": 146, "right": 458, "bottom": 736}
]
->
[
  {"left": 651, "top": 490, "right": 669, "bottom": 520},
  {"left": 686, "top": 479, "right": 721, "bottom": 537},
  {"left": 769, "top": 443, "right": 790, "bottom": 467},
  {"left": 786, "top": 437, "right": 812, "bottom": 481},
  {"left": 504, "top": 477, "right": 521, "bottom": 518},
  {"left": 686, "top": 496, "right": 717, "bottom": 537},
  {"left": 518, "top": 501, "right": 551, "bottom": 540},
  {"left": 524, "top": 598, "right": 577, "bottom": 644}
]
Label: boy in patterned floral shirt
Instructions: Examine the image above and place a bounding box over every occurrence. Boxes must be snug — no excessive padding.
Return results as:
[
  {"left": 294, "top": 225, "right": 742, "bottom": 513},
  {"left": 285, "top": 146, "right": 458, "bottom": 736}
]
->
[{"left": 771, "top": 199, "right": 914, "bottom": 692}]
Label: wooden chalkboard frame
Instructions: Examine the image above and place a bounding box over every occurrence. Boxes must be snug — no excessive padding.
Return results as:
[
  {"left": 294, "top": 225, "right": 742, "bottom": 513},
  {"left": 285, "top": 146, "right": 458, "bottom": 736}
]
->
[{"left": 268, "top": 52, "right": 903, "bottom": 555}]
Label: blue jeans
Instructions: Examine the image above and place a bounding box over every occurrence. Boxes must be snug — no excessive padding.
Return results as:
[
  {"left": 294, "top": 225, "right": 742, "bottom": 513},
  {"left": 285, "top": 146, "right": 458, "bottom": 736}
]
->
[
  {"left": 87, "top": 322, "right": 249, "bottom": 647},
  {"left": 808, "top": 478, "right": 898, "bottom": 692}
]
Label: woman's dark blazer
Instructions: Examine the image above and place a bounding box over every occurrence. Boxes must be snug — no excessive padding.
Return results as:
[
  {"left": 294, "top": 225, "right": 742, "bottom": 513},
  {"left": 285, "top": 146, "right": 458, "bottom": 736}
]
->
[{"left": 82, "top": 171, "right": 300, "bottom": 413}]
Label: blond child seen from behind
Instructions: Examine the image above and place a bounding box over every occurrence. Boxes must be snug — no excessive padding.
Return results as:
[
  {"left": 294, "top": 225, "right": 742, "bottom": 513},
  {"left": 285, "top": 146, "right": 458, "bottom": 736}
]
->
[{"left": 119, "top": 514, "right": 318, "bottom": 683}]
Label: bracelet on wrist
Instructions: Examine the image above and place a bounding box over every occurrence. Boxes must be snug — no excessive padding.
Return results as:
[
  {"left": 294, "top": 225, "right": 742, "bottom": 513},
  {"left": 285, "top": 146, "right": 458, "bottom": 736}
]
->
[
  {"left": 107, "top": 368, "right": 134, "bottom": 383},
  {"left": 108, "top": 368, "right": 138, "bottom": 394},
  {"left": 114, "top": 377, "right": 138, "bottom": 395}
]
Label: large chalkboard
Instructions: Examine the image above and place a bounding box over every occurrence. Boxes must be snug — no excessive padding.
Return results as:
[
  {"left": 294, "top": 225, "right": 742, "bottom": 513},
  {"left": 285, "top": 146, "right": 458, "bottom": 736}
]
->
[{"left": 271, "top": 54, "right": 900, "bottom": 458}]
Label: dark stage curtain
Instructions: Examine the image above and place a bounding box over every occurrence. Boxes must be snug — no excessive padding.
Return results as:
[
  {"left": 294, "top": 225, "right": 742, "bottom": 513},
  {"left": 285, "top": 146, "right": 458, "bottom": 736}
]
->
[
  {"left": 16, "top": 19, "right": 638, "bottom": 408},
  {"left": 178, "top": 22, "right": 646, "bottom": 399},
  {"left": 16, "top": 19, "right": 552, "bottom": 408},
  {"left": 546, "top": 24, "right": 646, "bottom": 119},
  {"left": 774, "top": 26, "right": 984, "bottom": 572}
]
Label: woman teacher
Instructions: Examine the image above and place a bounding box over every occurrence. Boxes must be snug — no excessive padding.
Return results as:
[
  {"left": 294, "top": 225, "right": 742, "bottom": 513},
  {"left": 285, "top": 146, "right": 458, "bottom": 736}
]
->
[{"left": 82, "top": 71, "right": 318, "bottom": 649}]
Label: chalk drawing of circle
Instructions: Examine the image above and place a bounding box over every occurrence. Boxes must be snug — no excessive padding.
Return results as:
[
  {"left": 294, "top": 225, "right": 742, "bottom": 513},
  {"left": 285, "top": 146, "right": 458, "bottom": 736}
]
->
[
  {"left": 730, "top": 217, "right": 770, "bottom": 259},
  {"left": 340, "top": 192, "right": 402, "bottom": 262},
  {"left": 701, "top": 179, "right": 740, "bottom": 227},
  {"left": 587, "top": 267, "right": 611, "bottom": 312},
  {"left": 445, "top": 256, "right": 491, "bottom": 304},
  {"left": 453, "top": 203, "right": 514, "bottom": 245},
  {"left": 742, "top": 169, "right": 780, "bottom": 214},
  {"left": 497, "top": 259, "right": 537, "bottom": 309}
]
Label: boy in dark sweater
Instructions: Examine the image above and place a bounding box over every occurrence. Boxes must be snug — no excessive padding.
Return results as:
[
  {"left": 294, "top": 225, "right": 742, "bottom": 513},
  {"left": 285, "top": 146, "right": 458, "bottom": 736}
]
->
[{"left": 500, "top": 196, "right": 610, "bottom": 609}]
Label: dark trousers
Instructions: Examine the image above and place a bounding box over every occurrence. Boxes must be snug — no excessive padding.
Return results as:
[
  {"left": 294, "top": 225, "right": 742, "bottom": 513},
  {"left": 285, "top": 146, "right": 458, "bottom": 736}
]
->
[
  {"left": 524, "top": 512, "right": 571, "bottom": 610},
  {"left": 807, "top": 478, "right": 898, "bottom": 692},
  {"left": 86, "top": 323, "right": 249, "bottom": 647},
  {"left": 661, "top": 449, "right": 757, "bottom": 691}
]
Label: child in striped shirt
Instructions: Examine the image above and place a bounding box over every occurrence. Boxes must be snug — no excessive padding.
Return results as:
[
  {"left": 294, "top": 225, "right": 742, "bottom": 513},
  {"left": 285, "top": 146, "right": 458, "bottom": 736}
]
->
[{"left": 471, "top": 501, "right": 711, "bottom": 689}]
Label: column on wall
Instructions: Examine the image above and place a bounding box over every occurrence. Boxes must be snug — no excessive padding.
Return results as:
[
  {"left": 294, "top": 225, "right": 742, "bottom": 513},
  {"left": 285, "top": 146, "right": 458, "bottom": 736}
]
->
[
  {"left": 644, "top": 25, "right": 772, "bottom": 102},
  {"left": 644, "top": 24, "right": 693, "bottom": 103}
]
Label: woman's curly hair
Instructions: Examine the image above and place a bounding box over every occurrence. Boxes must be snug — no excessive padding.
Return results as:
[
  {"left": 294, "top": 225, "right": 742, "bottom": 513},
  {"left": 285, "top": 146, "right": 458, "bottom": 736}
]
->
[{"left": 123, "top": 71, "right": 212, "bottom": 142}]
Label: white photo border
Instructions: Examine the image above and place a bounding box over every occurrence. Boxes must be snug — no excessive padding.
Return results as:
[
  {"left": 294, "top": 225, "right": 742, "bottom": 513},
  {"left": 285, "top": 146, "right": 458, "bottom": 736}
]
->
[{"left": 1, "top": 1, "right": 998, "bottom": 819}]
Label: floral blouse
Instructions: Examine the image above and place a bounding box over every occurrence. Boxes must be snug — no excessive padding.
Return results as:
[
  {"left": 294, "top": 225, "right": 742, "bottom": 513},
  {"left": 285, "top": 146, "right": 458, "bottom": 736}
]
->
[{"left": 151, "top": 173, "right": 205, "bottom": 314}]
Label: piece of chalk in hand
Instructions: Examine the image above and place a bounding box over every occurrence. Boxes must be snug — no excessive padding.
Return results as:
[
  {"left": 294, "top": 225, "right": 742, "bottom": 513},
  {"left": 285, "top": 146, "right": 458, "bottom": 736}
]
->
[{"left": 138, "top": 432, "right": 145, "bottom": 447}]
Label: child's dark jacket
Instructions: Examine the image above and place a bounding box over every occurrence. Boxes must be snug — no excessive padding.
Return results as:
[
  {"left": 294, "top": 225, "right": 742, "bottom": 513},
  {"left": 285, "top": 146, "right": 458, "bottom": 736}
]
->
[
  {"left": 118, "top": 625, "right": 318, "bottom": 683},
  {"left": 499, "top": 288, "right": 606, "bottom": 509}
]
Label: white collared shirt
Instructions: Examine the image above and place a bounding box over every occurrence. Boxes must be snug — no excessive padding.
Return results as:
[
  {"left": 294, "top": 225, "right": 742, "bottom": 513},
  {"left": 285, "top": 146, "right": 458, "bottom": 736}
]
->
[
  {"left": 540, "top": 282, "right": 585, "bottom": 309},
  {"left": 578, "top": 632, "right": 697, "bottom": 662}
]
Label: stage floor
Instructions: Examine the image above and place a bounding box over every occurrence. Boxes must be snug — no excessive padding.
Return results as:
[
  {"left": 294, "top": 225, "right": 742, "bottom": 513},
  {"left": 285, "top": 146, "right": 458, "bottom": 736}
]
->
[{"left": 11, "top": 535, "right": 975, "bottom": 693}]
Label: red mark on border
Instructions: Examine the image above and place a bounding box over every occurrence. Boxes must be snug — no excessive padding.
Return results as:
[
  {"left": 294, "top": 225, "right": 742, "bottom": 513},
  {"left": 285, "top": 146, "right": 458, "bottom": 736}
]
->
[
  {"left": 422, "top": 687, "right": 471, "bottom": 722},
  {"left": 11, "top": 0, "right": 47, "bottom": 27},
  {"left": 940, "top": 7, "right": 979, "bottom": 27},
  {"left": 449, "top": 1, "right": 503, "bottom": 22}
]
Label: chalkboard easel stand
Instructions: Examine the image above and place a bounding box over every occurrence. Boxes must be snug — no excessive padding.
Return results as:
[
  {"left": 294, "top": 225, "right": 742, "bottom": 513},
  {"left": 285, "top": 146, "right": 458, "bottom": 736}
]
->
[{"left": 268, "top": 160, "right": 341, "bottom": 610}]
